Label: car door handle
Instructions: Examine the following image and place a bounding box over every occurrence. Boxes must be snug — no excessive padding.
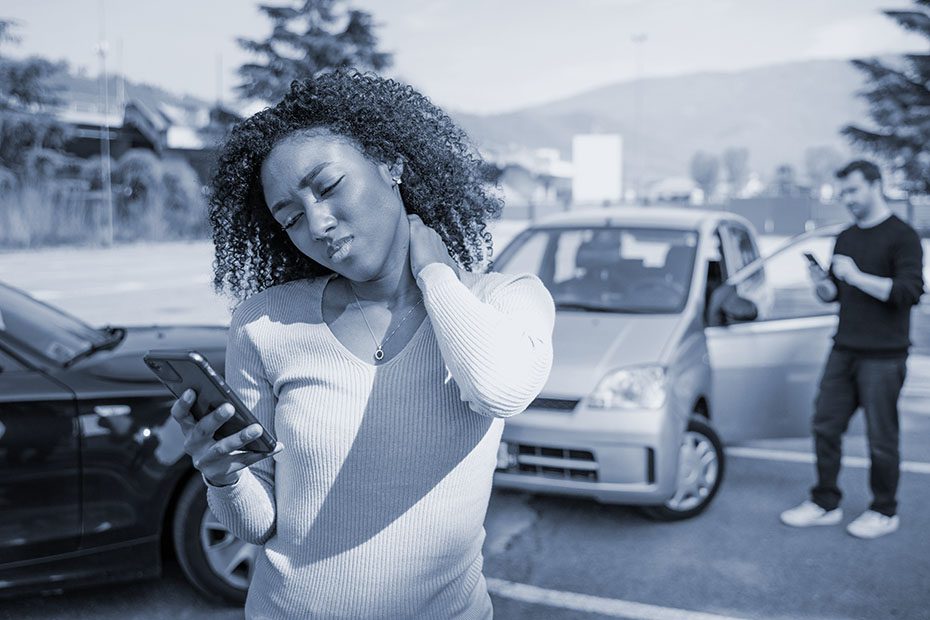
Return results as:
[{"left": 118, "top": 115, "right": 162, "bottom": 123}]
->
[{"left": 94, "top": 405, "right": 131, "bottom": 417}]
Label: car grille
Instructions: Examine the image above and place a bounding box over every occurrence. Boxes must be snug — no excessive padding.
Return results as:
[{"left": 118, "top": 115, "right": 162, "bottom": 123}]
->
[
  {"left": 528, "top": 397, "right": 580, "bottom": 411},
  {"left": 508, "top": 443, "right": 598, "bottom": 481}
]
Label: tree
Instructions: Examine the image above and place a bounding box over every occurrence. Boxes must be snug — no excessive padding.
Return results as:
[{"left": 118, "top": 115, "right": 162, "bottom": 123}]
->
[
  {"left": 236, "top": 0, "right": 392, "bottom": 103},
  {"left": 771, "top": 164, "right": 800, "bottom": 197},
  {"left": 804, "top": 145, "right": 844, "bottom": 194},
  {"left": 690, "top": 151, "right": 721, "bottom": 202},
  {"left": 723, "top": 147, "right": 750, "bottom": 194},
  {"left": 842, "top": 0, "right": 930, "bottom": 194},
  {"left": 0, "top": 19, "right": 68, "bottom": 176}
]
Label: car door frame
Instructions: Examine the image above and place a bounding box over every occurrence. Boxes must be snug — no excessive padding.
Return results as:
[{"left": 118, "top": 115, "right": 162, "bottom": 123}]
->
[{"left": 704, "top": 222, "right": 840, "bottom": 443}]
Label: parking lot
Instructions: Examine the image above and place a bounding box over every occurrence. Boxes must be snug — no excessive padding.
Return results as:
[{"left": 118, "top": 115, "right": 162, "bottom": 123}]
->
[{"left": 2, "top": 225, "right": 929, "bottom": 619}]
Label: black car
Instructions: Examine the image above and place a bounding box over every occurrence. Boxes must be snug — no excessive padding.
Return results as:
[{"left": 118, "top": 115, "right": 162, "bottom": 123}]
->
[{"left": 0, "top": 280, "right": 253, "bottom": 605}]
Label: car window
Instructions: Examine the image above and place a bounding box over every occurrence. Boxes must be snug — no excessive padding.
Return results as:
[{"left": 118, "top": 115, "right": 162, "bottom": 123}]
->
[
  {"left": 756, "top": 235, "right": 838, "bottom": 320},
  {"left": 495, "top": 229, "right": 548, "bottom": 277},
  {"left": 724, "top": 224, "right": 764, "bottom": 285},
  {"left": 494, "top": 226, "right": 698, "bottom": 314}
]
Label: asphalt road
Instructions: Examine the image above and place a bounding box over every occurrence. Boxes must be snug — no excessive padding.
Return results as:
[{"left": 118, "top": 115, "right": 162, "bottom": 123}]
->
[
  {"left": 2, "top": 226, "right": 929, "bottom": 619},
  {"left": 4, "top": 394, "right": 929, "bottom": 620}
]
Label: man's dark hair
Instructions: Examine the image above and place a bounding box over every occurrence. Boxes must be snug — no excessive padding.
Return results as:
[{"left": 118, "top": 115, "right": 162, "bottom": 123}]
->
[{"left": 835, "top": 159, "right": 882, "bottom": 185}]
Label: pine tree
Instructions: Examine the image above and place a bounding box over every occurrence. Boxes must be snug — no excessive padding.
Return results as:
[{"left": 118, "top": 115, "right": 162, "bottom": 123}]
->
[
  {"left": 842, "top": 1, "right": 930, "bottom": 194},
  {"left": 236, "top": 0, "right": 392, "bottom": 103}
]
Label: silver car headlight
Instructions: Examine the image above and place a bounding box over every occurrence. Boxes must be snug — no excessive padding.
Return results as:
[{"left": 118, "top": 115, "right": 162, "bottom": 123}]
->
[{"left": 587, "top": 365, "right": 667, "bottom": 410}]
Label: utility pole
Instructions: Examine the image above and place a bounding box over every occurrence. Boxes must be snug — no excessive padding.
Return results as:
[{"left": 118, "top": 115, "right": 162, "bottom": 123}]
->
[
  {"left": 631, "top": 33, "right": 647, "bottom": 203},
  {"left": 97, "top": 0, "right": 113, "bottom": 246}
]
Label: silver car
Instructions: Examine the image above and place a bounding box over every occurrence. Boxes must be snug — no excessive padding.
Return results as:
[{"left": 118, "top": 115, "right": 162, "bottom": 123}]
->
[{"left": 491, "top": 206, "right": 839, "bottom": 520}]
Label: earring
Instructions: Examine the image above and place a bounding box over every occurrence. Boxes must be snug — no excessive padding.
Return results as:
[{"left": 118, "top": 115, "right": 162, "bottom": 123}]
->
[{"left": 392, "top": 175, "right": 402, "bottom": 186}]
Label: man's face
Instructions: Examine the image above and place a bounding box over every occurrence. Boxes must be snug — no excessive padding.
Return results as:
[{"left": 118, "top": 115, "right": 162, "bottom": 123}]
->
[{"left": 837, "top": 170, "right": 878, "bottom": 222}]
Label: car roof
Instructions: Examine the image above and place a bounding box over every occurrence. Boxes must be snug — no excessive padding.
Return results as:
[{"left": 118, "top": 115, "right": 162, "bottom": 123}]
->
[{"left": 529, "top": 205, "right": 737, "bottom": 230}]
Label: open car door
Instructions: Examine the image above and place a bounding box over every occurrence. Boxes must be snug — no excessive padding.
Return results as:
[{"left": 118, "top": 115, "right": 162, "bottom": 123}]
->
[{"left": 706, "top": 223, "right": 846, "bottom": 443}]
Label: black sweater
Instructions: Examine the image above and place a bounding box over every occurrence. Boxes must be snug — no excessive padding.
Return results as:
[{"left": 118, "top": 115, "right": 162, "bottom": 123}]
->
[{"left": 829, "top": 215, "right": 925, "bottom": 356}]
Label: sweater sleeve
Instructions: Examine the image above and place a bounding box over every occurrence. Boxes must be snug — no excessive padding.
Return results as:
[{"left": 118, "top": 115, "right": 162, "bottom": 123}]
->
[
  {"left": 204, "top": 296, "right": 277, "bottom": 545},
  {"left": 888, "top": 227, "right": 925, "bottom": 308},
  {"left": 415, "top": 262, "right": 555, "bottom": 418}
]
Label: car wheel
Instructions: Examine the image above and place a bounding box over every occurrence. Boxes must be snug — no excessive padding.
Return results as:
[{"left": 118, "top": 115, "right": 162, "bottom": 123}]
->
[
  {"left": 172, "top": 475, "right": 259, "bottom": 605},
  {"left": 641, "top": 416, "right": 725, "bottom": 521}
]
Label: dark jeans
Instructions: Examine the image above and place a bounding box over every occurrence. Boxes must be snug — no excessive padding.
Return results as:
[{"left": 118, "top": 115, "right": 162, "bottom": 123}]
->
[{"left": 810, "top": 348, "right": 907, "bottom": 516}]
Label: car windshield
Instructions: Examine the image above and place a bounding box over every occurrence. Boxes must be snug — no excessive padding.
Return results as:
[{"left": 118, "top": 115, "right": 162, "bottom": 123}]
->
[
  {"left": 0, "top": 282, "right": 110, "bottom": 365},
  {"left": 493, "top": 226, "right": 699, "bottom": 313}
]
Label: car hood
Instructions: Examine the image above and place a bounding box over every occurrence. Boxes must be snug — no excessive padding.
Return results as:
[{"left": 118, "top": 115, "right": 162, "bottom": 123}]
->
[
  {"left": 543, "top": 312, "right": 683, "bottom": 398},
  {"left": 81, "top": 325, "right": 229, "bottom": 383}
]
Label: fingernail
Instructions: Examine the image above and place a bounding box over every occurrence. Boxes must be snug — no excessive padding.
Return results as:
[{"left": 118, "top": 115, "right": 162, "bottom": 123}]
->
[
  {"left": 246, "top": 426, "right": 262, "bottom": 438},
  {"left": 183, "top": 390, "right": 194, "bottom": 402},
  {"left": 222, "top": 404, "right": 235, "bottom": 415}
]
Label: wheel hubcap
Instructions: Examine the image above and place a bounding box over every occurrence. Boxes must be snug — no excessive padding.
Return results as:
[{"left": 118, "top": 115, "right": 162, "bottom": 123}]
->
[
  {"left": 200, "top": 509, "right": 259, "bottom": 590},
  {"left": 666, "top": 430, "right": 719, "bottom": 512}
]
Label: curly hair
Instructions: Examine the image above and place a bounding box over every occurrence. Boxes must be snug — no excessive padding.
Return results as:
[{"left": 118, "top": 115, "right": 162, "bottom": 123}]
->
[{"left": 208, "top": 69, "right": 502, "bottom": 304}]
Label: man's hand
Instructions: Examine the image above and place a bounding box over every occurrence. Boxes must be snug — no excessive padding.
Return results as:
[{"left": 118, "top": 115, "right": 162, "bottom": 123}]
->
[
  {"left": 831, "top": 255, "right": 860, "bottom": 283},
  {"left": 408, "top": 213, "right": 457, "bottom": 278}
]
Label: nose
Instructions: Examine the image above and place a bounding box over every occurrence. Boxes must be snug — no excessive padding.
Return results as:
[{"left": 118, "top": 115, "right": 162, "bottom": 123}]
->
[{"left": 299, "top": 199, "right": 337, "bottom": 241}]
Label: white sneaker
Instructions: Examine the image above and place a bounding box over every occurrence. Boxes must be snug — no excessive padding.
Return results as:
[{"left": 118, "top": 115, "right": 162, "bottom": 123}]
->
[
  {"left": 846, "top": 510, "right": 899, "bottom": 539},
  {"left": 780, "top": 500, "right": 843, "bottom": 527}
]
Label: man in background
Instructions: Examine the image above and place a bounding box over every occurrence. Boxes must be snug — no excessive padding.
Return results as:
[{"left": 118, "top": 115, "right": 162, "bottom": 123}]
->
[{"left": 781, "top": 160, "right": 924, "bottom": 539}]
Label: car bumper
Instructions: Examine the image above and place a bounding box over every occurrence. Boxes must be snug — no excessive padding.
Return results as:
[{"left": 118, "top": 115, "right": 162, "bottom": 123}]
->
[{"left": 494, "top": 399, "right": 686, "bottom": 505}]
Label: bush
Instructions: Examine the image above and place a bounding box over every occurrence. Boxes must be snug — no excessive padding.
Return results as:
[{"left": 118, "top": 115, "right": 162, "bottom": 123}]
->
[{"left": 0, "top": 149, "right": 210, "bottom": 249}]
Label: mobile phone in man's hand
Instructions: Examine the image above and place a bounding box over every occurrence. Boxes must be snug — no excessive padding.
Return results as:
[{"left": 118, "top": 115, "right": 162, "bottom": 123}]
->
[{"left": 803, "top": 252, "right": 826, "bottom": 274}]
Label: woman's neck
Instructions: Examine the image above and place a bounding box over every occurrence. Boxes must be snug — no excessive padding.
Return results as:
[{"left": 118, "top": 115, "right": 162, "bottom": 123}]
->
[{"left": 342, "top": 247, "right": 420, "bottom": 308}]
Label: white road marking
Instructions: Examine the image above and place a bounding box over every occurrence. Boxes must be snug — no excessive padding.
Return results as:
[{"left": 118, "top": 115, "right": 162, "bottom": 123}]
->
[
  {"left": 727, "top": 446, "right": 930, "bottom": 475},
  {"left": 486, "top": 578, "right": 750, "bottom": 620}
]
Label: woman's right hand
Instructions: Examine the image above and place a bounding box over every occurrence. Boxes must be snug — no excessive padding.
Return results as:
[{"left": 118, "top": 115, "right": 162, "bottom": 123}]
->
[{"left": 170, "top": 389, "right": 283, "bottom": 487}]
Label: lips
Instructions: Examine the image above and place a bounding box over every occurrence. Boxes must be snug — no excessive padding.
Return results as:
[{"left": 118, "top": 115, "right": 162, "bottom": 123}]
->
[{"left": 327, "top": 236, "right": 353, "bottom": 260}]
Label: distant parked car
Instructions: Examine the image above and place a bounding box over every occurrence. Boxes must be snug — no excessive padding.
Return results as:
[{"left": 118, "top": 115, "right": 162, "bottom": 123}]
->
[
  {"left": 0, "top": 281, "right": 252, "bottom": 604},
  {"left": 490, "top": 206, "right": 841, "bottom": 520}
]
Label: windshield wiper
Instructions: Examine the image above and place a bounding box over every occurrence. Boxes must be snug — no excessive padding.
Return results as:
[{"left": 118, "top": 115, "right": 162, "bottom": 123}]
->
[
  {"left": 556, "top": 302, "right": 676, "bottom": 314},
  {"left": 555, "top": 302, "right": 620, "bottom": 313},
  {"left": 63, "top": 325, "right": 127, "bottom": 368}
]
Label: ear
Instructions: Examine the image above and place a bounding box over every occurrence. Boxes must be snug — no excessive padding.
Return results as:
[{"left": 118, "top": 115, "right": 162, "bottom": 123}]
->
[{"left": 388, "top": 156, "right": 404, "bottom": 182}]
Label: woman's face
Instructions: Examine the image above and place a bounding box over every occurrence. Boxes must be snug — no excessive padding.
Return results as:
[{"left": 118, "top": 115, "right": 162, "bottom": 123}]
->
[{"left": 260, "top": 130, "right": 407, "bottom": 281}]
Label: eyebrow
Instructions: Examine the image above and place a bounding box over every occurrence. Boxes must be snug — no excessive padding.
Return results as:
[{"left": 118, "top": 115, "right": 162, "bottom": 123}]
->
[{"left": 270, "top": 161, "right": 332, "bottom": 215}]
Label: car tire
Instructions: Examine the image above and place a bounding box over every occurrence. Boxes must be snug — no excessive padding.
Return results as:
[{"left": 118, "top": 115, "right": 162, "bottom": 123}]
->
[
  {"left": 640, "top": 416, "right": 725, "bottom": 521},
  {"left": 172, "top": 475, "right": 259, "bottom": 606}
]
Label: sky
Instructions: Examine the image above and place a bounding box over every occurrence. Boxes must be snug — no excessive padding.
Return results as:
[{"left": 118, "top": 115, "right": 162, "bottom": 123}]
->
[{"left": 1, "top": 0, "right": 926, "bottom": 115}]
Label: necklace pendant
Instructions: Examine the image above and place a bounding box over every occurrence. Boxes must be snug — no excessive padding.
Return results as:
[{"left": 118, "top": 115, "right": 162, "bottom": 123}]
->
[{"left": 374, "top": 348, "right": 384, "bottom": 361}]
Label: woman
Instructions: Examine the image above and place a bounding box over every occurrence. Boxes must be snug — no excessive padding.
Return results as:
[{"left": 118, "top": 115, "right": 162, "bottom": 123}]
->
[{"left": 170, "top": 69, "right": 554, "bottom": 619}]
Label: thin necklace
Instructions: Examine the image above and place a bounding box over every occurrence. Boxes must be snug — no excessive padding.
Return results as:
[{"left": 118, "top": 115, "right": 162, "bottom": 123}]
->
[{"left": 349, "top": 283, "right": 423, "bottom": 361}]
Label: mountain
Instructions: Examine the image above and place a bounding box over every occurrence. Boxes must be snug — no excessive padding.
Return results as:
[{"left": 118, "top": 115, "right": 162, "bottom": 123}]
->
[
  {"left": 450, "top": 59, "right": 871, "bottom": 185},
  {"left": 55, "top": 59, "right": 872, "bottom": 186}
]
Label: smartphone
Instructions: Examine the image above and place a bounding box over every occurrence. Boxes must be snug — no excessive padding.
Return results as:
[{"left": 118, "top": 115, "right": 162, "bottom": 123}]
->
[
  {"left": 803, "top": 252, "right": 826, "bottom": 273},
  {"left": 143, "top": 349, "right": 276, "bottom": 453}
]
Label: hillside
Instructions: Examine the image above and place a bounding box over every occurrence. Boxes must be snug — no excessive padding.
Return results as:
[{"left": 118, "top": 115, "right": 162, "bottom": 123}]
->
[{"left": 451, "top": 59, "right": 872, "bottom": 184}]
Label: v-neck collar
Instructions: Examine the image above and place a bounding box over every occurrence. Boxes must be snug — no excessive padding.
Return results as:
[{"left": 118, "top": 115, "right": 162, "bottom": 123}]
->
[{"left": 315, "top": 273, "right": 429, "bottom": 369}]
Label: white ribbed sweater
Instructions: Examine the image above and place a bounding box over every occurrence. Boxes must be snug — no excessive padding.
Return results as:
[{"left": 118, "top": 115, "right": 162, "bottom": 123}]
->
[{"left": 206, "top": 263, "right": 555, "bottom": 619}]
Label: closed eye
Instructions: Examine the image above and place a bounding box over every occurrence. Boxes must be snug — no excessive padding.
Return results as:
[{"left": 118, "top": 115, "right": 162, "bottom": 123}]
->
[
  {"left": 282, "top": 212, "right": 304, "bottom": 231},
  {"left": 320, "top": 176, "right": 343, "bottom": 196}
]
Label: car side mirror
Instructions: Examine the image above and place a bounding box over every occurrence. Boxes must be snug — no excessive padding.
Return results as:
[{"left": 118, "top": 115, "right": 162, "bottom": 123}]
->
[
  {"left": 706, "top": 283, "right": 758, "bottom": 326},
  {"left": 720, "top": 292, "right": 758, "bottom": 323}
]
